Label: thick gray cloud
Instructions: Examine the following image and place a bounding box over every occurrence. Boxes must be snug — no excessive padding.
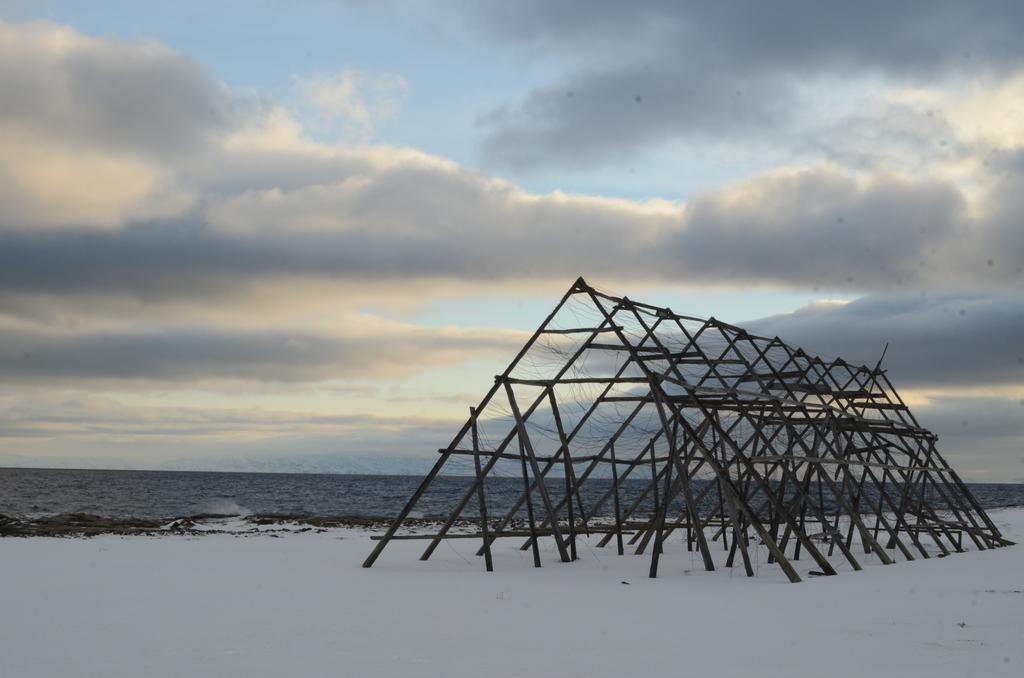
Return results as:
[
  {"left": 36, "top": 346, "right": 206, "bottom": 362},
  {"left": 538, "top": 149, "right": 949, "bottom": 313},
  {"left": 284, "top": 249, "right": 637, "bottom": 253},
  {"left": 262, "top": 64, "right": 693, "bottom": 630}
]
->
[
  {"left": 667, "top": 169, "right": 972, "bottom": 290},
  {"left": 479, "top": 61, "right": 791, "bottom": 170},
  {"left": 1, "top": 164, "right": 1018, "bottom": 307},
  {"left": 746, "top": 293, "right": 1024, "bottom": 388},
  {"left": 446, "top": 1, "right": 1024, "bottom": 73},
  {"left": 0, "top": 324, "right": 524, "bottom": 383},
  {"left": 0, "top": 21, "right": 230, "bottom": 158},
  {"left": 415, "top": 1, "right": 1024, "bottom": 168}
]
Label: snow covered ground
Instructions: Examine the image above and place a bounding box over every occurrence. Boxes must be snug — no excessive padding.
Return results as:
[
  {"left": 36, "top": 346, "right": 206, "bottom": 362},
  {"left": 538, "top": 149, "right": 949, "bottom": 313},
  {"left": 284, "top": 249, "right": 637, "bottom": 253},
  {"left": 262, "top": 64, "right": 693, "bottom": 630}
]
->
[{"left": 2, "top": 509, "right": 1023, "bottom": 678}]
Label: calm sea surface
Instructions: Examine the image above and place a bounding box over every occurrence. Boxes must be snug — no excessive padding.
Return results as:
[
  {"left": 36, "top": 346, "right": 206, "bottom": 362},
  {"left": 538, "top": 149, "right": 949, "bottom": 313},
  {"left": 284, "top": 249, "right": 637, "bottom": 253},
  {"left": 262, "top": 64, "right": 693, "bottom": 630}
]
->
[{"left": 2, "top": 467, "right": 1024, "bottom": 522}]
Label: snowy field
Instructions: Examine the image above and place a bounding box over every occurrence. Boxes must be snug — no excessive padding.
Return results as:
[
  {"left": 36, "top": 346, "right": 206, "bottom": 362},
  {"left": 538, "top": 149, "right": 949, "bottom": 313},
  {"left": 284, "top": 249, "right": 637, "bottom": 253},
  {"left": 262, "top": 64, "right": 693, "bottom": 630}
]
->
[{"left": 3, "top": 509, "right": 1023, "bottom": 678}]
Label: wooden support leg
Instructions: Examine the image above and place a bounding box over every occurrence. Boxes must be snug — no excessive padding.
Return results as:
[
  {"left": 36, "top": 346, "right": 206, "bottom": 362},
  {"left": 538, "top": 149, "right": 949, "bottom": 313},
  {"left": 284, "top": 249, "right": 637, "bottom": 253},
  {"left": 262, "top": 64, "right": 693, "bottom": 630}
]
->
[
  {"left": 517, "top": 430, "right": 542, "bottom": 568},
  {"left": 470, "top": 408, "right": 493, "bottom": 572},
  {"left": 648, "top": 441, "right": 661, "bottom": 553},
  {"left": 649, "top": 430, "right": 676, "bottom": 578},
  {"left": 505, "top": 382, "right": 572, "bottom": 564},
  {"left": 547, "top": 389, "right": 577, "bottom": 561},
  {"left": 722, "top": 482, "right": 754, "bottom": 576},
  {"left": 609, "top": 443, "right": 625, "bottom": 556}
]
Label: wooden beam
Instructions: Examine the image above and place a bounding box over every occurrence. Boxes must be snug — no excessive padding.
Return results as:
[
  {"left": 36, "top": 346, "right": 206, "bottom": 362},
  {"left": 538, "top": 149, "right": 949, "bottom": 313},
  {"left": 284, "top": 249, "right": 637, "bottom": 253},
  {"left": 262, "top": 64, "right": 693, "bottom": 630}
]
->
[
  {"left": 504, "top": 381, "right": 572, "bottom": 564},
  {"left": 470, "top": 408, "right": 493, "bottom": 572}
]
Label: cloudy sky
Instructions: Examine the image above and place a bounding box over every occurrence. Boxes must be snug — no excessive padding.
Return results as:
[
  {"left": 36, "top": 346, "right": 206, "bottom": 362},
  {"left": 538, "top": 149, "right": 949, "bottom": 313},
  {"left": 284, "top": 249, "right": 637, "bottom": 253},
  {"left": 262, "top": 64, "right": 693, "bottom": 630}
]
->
[{"left": 0, "top": 1, "right": 1021, "bottom": 479}]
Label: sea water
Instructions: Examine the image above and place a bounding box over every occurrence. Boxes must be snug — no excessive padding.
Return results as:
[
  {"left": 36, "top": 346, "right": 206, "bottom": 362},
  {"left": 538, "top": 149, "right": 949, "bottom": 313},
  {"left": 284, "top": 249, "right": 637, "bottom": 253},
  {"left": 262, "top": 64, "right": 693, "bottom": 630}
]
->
[{"left": 2, "top": 467, "right": 1023, "bottom": 522}]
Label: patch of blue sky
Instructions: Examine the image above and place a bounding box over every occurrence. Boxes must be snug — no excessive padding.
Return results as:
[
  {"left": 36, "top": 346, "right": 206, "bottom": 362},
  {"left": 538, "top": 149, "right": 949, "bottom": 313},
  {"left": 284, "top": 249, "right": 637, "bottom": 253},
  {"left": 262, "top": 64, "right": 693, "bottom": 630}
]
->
[
  {"left": 403, "top": 286, "right": 857, "bottom": 331},
  {"left": 504, "top": 137, "right": 799, "bottom": 202}
]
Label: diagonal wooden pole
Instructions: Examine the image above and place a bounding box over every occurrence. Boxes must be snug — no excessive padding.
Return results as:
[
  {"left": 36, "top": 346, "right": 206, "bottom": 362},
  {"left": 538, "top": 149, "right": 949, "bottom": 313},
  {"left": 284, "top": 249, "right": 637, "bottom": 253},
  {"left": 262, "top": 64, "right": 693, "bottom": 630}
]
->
[
  {"left": 470, "top": 407, "right": 493, "bottom": 572},
  {"left": 609, "top": 442, "right": 625, "bottom": 555},
  {"left": 517, "top": 425, "right": 542, "bottom": 568},
  {"left": 504, "top": 380, "right": 572, "bottom": 563},
  {"left": 547, "top": 389, "right": 578, "bottom": 561}
]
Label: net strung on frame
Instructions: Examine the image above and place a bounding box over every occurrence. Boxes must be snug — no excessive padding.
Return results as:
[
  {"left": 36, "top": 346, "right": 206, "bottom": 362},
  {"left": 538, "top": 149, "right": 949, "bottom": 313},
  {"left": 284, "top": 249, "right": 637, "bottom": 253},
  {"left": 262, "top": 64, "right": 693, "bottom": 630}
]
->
[{"left": 363, "top": 278, "right": 1012, "bottom": 582}]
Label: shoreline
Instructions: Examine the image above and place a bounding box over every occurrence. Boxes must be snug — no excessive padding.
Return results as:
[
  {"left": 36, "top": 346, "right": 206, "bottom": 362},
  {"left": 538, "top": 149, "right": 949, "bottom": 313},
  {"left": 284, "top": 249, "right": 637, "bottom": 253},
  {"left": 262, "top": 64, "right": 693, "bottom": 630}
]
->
[
  {"left": 4, "top": 505, "right": 1022, "bottom": 540},
  {"left": 0, "top": 512, "right": 478, "bottom": 538}
]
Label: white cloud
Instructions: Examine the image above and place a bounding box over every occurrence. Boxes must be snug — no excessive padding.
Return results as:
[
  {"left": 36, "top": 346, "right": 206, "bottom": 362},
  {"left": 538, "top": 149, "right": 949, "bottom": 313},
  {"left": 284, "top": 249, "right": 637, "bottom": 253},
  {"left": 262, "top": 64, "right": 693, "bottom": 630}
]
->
[
  {"left": 293, "top": 68, "right": 407, "bottom": 142},
  {"left": 0, "top": 127, "right": 194, "bottom": 229}
]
